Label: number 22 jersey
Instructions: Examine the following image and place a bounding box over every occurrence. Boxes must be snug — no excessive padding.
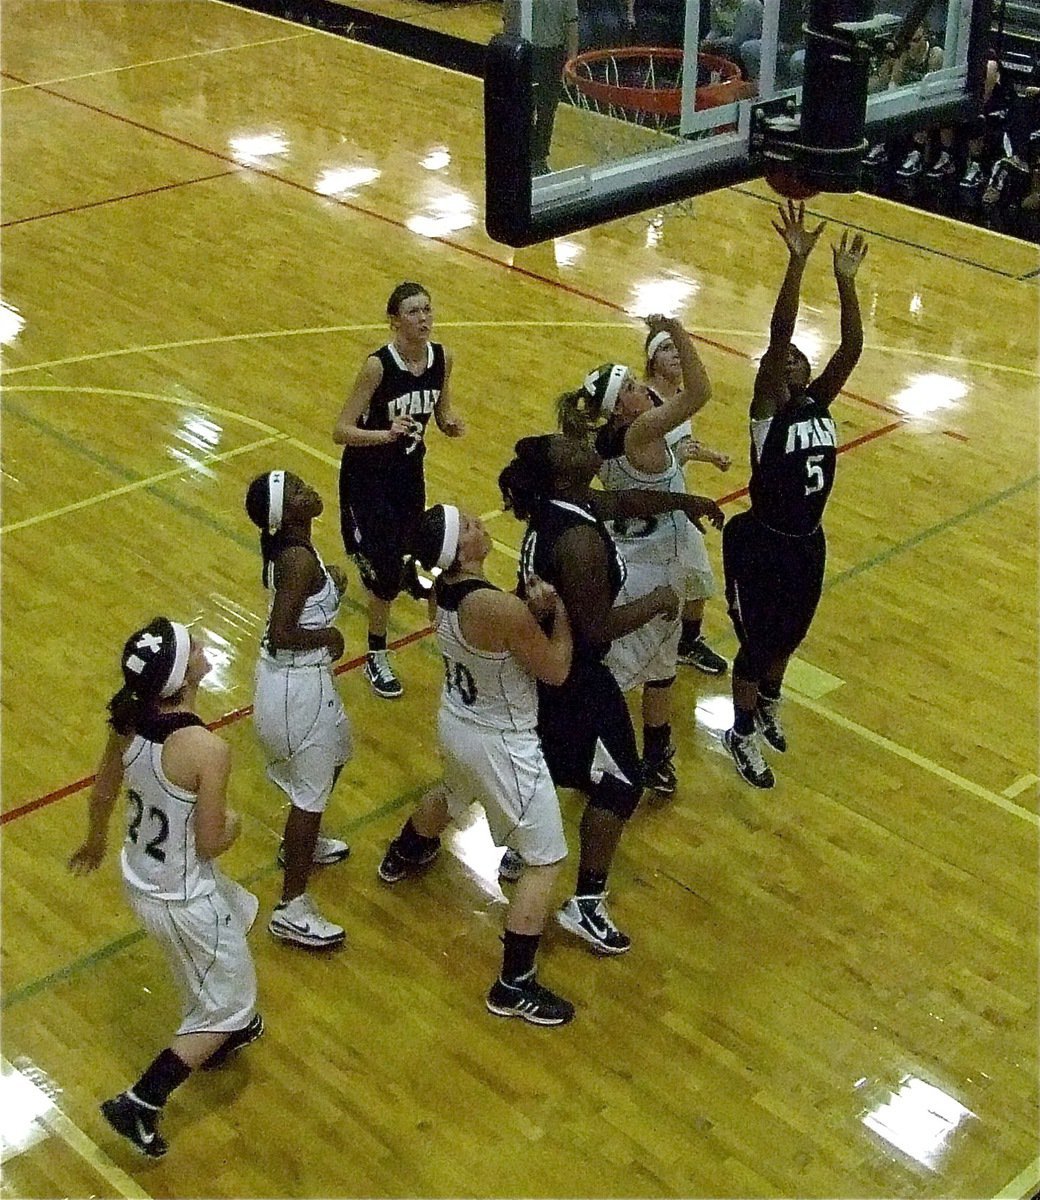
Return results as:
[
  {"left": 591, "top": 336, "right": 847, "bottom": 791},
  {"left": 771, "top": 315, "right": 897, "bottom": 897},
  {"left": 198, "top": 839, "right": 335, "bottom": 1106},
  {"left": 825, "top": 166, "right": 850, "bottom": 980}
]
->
[{"left": 121, "top": 712, "right": 217, "bottom": 902}]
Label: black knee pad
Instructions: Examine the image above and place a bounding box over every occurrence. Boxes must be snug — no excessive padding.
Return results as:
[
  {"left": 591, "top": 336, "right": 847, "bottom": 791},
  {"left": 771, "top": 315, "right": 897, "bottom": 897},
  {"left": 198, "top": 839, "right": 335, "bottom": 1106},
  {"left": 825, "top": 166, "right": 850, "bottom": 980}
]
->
[{"left": 588, "top": 771, "right": 642, "bottom": 821}]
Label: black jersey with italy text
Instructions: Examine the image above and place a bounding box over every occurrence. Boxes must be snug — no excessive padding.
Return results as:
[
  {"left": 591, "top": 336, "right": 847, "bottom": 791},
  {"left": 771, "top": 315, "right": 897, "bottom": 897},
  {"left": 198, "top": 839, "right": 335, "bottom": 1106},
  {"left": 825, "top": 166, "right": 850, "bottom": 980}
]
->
[
  {"left": 518, "top": 499, "right": 625, "bottom": 664},
  {"left": 340, "top": 341, "right": 445, "bottom": 483},
  {"left": 747, "top": 392, "right": 838, "bottom": 537}
]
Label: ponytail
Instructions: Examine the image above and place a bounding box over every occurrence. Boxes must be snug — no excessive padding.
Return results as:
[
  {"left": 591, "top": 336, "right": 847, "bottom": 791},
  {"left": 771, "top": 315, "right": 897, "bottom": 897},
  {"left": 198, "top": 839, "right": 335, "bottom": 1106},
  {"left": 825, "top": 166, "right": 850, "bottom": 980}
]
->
[{"left": 556, "top": 387, "right": 595, "bottom": 440}]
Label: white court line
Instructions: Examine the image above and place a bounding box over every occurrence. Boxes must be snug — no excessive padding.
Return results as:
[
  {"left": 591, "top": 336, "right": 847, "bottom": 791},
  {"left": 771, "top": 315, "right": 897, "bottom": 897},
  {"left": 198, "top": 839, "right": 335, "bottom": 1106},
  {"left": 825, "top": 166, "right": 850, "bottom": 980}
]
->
[
  {"left": 0, "top": 436, "right": 284, "bottom": 534},
  {"left": 993, "top": 1157, "right": 1040, "bottom": 1200},
  {"left": 787, "top": 691, "right": 1040, "bottom": 828},
  {"left": 0, "top": 1057, "right": 151, "bottom": 1199},
  {"left": 0, "top": 32, "right": 315, "bottom": 92},
  {"left": 1003, "top": 774, "right": 1039, "bottom": 800}
]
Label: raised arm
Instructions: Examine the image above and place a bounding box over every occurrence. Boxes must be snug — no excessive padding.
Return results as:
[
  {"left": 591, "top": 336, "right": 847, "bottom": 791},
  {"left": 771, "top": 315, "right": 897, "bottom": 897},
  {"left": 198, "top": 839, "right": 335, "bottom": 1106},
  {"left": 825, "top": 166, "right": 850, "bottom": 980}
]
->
[
  {"left": 810, "top": 230, "right": 868, "bottom": 407},
  {"left": 753, "top": 201, "right": 827, "bottom": 419},
  {"left": 68, "top": 729, "right": 131, "bottom": 874},
  {"left": 626, "top": 316, "right": 711, "bottom": 457}
]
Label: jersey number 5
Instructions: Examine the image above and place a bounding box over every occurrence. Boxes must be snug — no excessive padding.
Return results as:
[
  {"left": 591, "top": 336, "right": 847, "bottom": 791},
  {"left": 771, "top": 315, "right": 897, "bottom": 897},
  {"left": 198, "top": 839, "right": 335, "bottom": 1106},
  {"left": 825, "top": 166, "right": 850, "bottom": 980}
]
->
[
  {"left": 127, "top": 789, "right": 170, "bottom": 863},
  {"left": 805, "top": 454, "right": 826, "bottom": 496}
]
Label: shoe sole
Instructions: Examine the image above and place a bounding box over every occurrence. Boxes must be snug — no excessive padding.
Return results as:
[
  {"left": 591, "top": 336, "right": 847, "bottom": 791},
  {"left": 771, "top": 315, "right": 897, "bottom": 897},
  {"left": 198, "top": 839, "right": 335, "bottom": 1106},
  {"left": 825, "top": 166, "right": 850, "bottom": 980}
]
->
[
  {"left": 268, "top": 923, "right": 345, "bottom": 948},
  {"left": 678, "top": 656, "right": 728, "bottom": 675},
  {"left": 556, "top": 909, "right": 631, "bottom": 955},
  {"left": 485, "top": 999, "right": 574, "bottom": 1026},
  {"left": 277, "top": 847, "right": 351, "bottom": 868},
  {"left": 201, "top": 1017, "right": 265, "bottom": 1070}
]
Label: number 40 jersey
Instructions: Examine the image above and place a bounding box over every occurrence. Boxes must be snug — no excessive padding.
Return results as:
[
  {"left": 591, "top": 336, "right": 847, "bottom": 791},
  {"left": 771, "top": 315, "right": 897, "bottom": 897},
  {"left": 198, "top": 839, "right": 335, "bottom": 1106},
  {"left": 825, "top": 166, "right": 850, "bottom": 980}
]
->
[
  {"left": 121, "top": 712, "right": 218, "bottom": 903},
  {"left": 434, "top": 578, "right": 539, "bottom": 732}
]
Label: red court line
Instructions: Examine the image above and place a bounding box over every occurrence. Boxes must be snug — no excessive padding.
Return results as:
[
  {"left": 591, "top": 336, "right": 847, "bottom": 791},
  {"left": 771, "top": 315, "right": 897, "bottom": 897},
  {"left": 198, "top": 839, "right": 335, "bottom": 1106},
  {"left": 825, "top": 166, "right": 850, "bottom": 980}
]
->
[
  {"left": 0, "top": 68, "right": 969, "bottom": 439},
  {"left": 0, "top": 170, "right": 236, "bottom": 228},
  {"left": 3, "top": 422, "right": 906, "bottom": 827},
  {"left": 0, "top": 624, "right": 433, "bottom": 827}
]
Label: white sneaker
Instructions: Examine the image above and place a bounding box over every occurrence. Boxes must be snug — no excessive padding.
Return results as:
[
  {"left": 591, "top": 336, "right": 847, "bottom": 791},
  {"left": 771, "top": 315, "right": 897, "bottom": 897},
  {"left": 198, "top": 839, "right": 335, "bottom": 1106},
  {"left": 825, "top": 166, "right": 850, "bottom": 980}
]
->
[
  {"left": 365, "top": 651, "right": 403, "bottom": 699},
  {"left": 268, "top": 893, "right": 345, "bottom": 948},
  {"left": 277, "top": 836, "right": 350, "bottom": 868}
]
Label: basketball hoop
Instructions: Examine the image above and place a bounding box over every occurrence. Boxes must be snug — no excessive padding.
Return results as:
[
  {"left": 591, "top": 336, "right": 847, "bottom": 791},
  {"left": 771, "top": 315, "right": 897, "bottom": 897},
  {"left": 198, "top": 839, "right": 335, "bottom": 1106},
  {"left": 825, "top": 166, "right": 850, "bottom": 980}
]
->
[{"left": 563, "top": 47, "right": 746, "bottom": 133}]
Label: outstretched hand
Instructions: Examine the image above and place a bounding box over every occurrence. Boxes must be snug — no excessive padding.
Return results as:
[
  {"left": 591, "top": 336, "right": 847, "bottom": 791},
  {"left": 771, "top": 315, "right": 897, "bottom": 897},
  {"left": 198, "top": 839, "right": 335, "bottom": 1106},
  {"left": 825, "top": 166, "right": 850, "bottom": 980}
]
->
[
  {"left": 772, "top": 200, "right": 827, "bottom": 261},
  {"left": 832, "top": 229, "right": 868, "bottom": 279}
]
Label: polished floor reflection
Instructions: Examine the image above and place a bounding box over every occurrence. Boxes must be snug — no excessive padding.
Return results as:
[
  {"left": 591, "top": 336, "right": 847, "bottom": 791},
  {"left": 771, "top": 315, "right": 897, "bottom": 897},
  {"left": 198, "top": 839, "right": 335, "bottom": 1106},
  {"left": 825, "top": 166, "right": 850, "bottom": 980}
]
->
[{"left": 1, "top": 2, "right": 1037, "bottom": 1197}]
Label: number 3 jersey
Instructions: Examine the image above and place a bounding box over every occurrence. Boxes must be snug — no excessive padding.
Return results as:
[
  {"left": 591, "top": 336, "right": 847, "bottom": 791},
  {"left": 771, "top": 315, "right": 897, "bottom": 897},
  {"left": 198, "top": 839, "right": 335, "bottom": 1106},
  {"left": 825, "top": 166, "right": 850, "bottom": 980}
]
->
[
  {"left": 434, "top": 578, "right": 539, "bottom": 732},
  {"left": 121, "top": 712, "right": 217, "bottom": 902},
  {"left": 748, "top": 392, "right": 837, "bottom": 537}
]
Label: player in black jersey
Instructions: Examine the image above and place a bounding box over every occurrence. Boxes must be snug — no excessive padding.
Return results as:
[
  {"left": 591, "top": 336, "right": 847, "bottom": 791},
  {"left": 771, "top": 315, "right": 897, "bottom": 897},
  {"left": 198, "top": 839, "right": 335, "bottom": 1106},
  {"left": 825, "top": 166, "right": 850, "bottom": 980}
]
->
[
  {"left": 500, "top": 434, "right": 723, "bottom": 953},
  {"left": 722, "top": 202, "right": 868, "bottom": 789},
  {"left": 334, "top": 282, "right": 465, "bottom": 700}
]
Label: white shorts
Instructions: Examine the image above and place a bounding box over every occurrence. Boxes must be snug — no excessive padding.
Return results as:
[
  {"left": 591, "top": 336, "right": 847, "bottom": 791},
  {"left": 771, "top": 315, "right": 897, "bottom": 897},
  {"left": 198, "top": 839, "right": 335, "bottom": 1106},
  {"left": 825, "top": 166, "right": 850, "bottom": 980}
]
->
[
  {"left": 438, "top": 708, "right": 567, "bottom": 868},
  {"left": 253, "top": 659, "right": 352, "bottom": 813},
  {"left": 606, "top": 555, "right": 683, "bottom": 691},
  {"left": 127, "top": 874, "right": 258, "bottom": 1036},
  {"left": 683, "top": 523, "right": 716, "bottom": 602}
]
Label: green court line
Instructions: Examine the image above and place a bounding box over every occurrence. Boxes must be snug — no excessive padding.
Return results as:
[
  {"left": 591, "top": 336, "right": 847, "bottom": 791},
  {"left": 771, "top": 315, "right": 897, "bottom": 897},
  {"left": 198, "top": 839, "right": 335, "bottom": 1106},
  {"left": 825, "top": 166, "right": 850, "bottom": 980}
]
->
[
  {"left": 1, "top": 781, "right": 436, "bottom": 1012},
  {"left": 826, "top": 473, "right": 1038, "bottom": 590}
]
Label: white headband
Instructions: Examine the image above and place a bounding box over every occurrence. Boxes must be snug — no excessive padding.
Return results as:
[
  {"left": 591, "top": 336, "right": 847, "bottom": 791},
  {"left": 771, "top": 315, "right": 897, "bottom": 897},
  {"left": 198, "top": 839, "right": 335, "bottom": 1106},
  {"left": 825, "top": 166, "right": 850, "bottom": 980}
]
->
[
  {"left": 646, "top": 331, "right": 673, "bottom": 362},
  {"left": 160, "top": 622, "right": 191, "bottom": 697},
  {"left": 437, "top": 505, "right": 461, "bottom": 570},
  {"left": 585, "top": 363, "right": 627, "bottom": 416},
  {"left": 267, "top": 470, "right": 285, "bottom": 534}
]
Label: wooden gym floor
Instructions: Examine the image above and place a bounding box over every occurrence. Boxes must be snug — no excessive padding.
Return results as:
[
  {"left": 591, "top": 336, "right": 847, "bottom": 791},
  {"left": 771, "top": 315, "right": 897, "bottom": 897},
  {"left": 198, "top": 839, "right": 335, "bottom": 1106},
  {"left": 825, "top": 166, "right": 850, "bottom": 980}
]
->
[{"left": 1, "top": 2, "right": 1037, "bottom": 1197}]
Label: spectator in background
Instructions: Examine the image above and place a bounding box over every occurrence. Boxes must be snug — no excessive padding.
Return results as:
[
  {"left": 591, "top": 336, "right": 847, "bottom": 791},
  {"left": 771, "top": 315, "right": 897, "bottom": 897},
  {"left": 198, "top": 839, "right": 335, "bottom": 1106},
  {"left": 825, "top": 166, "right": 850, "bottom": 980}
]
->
[
  {"left": 578, "top": 0, "right": 634, "bottom": 50},
  {"left": 504, "top": 0, "right": 579, "bottom": 175},
  {"left": 702, "top": 0, "right": 763, "bottom": 79},
  {"left": 740, "top": 0, "right": 808, "bottom": 86}
]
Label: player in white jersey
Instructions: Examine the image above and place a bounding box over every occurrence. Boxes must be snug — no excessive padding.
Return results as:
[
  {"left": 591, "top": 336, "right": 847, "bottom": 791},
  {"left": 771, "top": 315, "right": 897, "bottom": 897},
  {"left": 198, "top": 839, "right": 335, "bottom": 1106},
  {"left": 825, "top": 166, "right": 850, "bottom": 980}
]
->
[
  {"left": 69, "top": 617, "right": 260, "bottom": 1159},
  {"left": 557, "top": 316, "right": 719, "bottom": 797},
  {"left": 377, "top": 503, "right": 577, "bottom": 1026},
  {"left": 644, "top": 322, "right": 732, "bottom": 675},
  {"left": 245, "top": 471, "right": 352, "bottom": 948}
]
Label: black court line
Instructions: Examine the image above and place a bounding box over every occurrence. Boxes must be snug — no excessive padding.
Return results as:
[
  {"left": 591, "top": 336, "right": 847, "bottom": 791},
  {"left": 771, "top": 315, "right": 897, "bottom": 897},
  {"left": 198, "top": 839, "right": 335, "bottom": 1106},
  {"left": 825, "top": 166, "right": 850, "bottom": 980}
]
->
[
  {"left": 224, "top": 0, "right": 486, "bottom": 76},
  {"left": 732, "top": 184, "right": 1036, "bottom": 280},
  {"left": 1020, "top": 265, "right": 1040, "bottom": 280}
]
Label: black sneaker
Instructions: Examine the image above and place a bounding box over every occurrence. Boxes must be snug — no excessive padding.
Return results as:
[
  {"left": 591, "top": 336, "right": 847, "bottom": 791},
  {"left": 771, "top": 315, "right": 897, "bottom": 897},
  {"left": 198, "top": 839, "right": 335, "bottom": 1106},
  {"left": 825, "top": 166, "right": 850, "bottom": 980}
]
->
[
  {"left": 556, "top": 894, "right": 631, "bottom": 955},
  {"left": 377, "top": 837, "right": 440, "bottom": 883},
  {"left": 722, "top": 728, "right": 775, "bottom": 789},
  {"left": 365, "top": 651, "right": 403, "bottom": 699},
  {"left": 100, "top": 1092, "right": 168, "bottom": 1159},
  {"left": 754, "top": 703, "right": 787, "bottom": 753},
  {"left": 678, "top": 636, "right": 728, "bottom": 675},
  {"left": 200, "top": 1014, "right": 264, "bottom": 1071},
  {"left": 486, "top": 975, "right": 575, "bottom": 1026},
  {"left": 642, "top": 746, "right": 677, "bottom": 797}
]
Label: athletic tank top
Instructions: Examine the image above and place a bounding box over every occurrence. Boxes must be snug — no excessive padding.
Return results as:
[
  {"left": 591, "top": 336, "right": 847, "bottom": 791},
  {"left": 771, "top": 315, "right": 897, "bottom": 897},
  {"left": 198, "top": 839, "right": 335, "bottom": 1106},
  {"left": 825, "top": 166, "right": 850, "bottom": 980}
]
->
[
  {"left": 595, "top": 422, "right": 687, "bottom": 564},
  {"left": 435, "top": 578, "right": 538, "bottom": 732},
  {"left": 339, "top": 341, "right": 446, "bottom": 482},
  {"left": 261, "top": 543, "right": 342, "bottom": 668},
  {"left": 121, "top": 712, "right": 217, "bottom": 902},
  {"left": 519, "top": 499, "right": 625, "bottom": 663},
  {"left": 747, "top": 392, "right": 837, "bottom": 536}
]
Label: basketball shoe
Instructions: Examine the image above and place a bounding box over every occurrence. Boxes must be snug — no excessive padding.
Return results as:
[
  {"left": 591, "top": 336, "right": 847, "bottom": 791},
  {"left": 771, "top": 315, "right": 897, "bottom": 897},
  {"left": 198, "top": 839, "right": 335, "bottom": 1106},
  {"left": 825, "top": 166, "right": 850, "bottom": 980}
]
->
[
  {"left": 377, "top": 837, "right": 441, "bottom": 883},
  {"left": 365, "top": 650, "right": 403, "bottom": 699},
  {"left": 200, "top": 1014, "right": 265, "bottom": 1071},
  {"left": 557, "top": 894, "right": 631, "bottom": 955},
  {"left": 268, "top": 894, "right": 345, "bottom": 948},
  {"left": 277, "top": 836, "right": 350, "bottom": 868},
  {"left": 486, "top": 973, "right": 575, "bottom": 1026},
  {"left": 754, "top": 702, "right": 787, "bottom": 753},
  {"left": 100, "top": 1092, "right": 167, "bottom": 1158},
  {"left": 722, "top": 729, "right": 775, "bottom": 789}
]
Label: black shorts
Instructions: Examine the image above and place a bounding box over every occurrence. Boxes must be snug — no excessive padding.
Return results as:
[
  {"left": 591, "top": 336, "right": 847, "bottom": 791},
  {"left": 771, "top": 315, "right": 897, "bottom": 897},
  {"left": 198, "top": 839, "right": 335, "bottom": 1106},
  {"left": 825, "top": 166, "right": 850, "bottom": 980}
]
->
[
  {"left": 723, "top": 509, "right": 826, "bottom": 672},
  {"left": 537, "top": 659, "right": 641, "bottom": 795},
  {"left": 339, "top": 461, "right": 424, "bottom": 602}
]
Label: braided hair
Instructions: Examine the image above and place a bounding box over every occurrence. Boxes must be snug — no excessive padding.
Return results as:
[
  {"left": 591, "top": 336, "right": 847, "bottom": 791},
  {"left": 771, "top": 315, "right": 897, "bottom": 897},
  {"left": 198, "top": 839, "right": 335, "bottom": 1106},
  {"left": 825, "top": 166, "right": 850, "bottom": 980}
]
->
[
  {"left": 498, "top": 435, "right": 556, "bottom": 522},
  {"left": 245, "top": 471, "right": 292, "bottom": 588}
]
